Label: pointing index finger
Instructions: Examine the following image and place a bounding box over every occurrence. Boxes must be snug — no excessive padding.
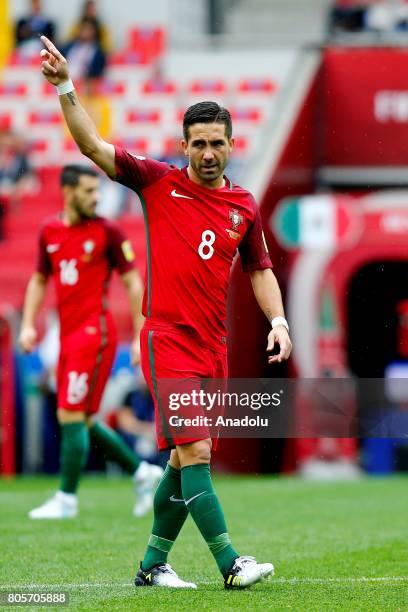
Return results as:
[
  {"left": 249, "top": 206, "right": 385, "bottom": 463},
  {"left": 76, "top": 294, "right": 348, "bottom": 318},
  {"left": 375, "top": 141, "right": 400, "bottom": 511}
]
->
[{"left": 40, "top": 35, "right": 63, "bottom": 61}]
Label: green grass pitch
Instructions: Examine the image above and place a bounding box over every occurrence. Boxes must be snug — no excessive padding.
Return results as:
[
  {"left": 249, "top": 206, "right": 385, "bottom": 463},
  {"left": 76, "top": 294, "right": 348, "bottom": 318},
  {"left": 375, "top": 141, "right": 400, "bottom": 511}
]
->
[{"left": 0, "top": 475, "right": 407, "bottom": 610}]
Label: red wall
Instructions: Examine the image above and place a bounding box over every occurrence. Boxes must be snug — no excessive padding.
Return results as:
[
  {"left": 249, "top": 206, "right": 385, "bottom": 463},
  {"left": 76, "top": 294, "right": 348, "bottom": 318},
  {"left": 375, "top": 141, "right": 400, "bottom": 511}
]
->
[{"left": 322, "top": 47, "right": 408, "bottom": 167}]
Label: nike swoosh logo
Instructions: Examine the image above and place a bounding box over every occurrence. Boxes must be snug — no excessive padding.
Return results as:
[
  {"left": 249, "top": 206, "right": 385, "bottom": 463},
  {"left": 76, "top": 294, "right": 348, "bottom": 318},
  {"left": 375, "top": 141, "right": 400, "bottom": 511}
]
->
[
  {"left": 169, "top": 494, "right": 185, "bottom": 503},
  {"left": 185, "top": 491, "right": 206, "bottom": 506},
  {"left": 171, "top": 189, "right": 193, "bottom": 200},
  {"left": 46, "top": 244, "right": 60, "bottom": 253}
]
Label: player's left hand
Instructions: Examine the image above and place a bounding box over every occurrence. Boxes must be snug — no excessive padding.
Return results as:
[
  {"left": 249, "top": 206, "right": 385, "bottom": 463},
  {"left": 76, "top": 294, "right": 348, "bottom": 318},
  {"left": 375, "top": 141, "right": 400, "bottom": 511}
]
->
[
  {"left": 130, "top": 335, "right": 141, "bottom": 366},
  {"left": 267, "top": 326, "right": 292, "bottom": 364}
]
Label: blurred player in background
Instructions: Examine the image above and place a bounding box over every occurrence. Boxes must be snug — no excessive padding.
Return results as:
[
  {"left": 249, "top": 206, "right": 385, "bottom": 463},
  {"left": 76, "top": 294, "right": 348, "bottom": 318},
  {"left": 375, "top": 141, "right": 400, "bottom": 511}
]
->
[
  {"left": 19, "top": 164, "right": 163, "bottom": 519},
  {"left": 38, "top": 36, "right": 292, "bottom": 590}
]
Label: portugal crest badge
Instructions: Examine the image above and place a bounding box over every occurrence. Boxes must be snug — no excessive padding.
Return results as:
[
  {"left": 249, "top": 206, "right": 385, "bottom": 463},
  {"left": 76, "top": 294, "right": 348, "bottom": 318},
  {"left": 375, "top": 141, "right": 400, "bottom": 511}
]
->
[
  {"left": 226, "top": 209, "right": 244, "bottom": 240},
  {"left": 82, "top": 240, "right": 95, "bottom": 262},
  {"left": 83, "top": 240, "right": 95, "bottom": 254}
]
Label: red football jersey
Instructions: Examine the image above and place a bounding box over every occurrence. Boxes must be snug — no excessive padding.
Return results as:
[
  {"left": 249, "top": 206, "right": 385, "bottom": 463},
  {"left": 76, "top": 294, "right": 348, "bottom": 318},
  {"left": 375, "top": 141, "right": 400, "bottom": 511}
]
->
[
  {"left": 114, "top": 147, "right": 272, "bottom": 352},
  {"left": 37, "top": 215, "right": 135, "bottom": 336}
]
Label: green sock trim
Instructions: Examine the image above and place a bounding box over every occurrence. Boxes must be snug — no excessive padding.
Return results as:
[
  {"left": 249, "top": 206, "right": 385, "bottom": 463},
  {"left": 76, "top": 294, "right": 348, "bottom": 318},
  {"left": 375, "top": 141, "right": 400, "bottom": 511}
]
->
[
  {"left": 207, "top": 532, "right": 232, "bottom": 555},
  {"left": 148, "top": 534, "right": 174, "bottom": 553},
  {"left": 89, "top": 421, "right": 140, "bottom": 474}
]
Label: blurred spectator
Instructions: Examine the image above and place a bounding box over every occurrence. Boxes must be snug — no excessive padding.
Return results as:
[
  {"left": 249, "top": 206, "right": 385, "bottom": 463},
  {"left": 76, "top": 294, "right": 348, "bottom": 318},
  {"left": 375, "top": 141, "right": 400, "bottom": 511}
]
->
[
  {"left": 366, "top": 1, "right": 408, "bottom": 31},
  {"left": 115, "top": 387, "right": 158, "bottom": 462},
  {"left": 329, "top": 0, "right": 369, "bottom": 33},
  {"left": 67, "top": 0, "right": 112, "bottom": 54},
  {"left": 99, "top": 366, "right": 163, "bottom": 465},
  {"left": 330, "top": 0, "right": 408, "bottom": 34},
  {"left": 63, "top": 17, "right": 106, "bottom": 82},
  {"left": 15, "top": 0, "right": 56, "bottom": 55},
  {"left": 0, "top": 129, "right": 35, "bottom": 236},
  {"left": 103, "top": 369, "right": 165, "bottom": 466}
]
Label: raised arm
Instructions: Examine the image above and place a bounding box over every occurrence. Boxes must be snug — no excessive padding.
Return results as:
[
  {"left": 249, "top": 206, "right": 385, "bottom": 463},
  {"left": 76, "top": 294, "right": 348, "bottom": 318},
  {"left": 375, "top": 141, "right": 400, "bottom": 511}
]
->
[
  {"left": 249, "top": 268, "right": 292, "bottom": 364},
  {"left": 39, "top": 36, "right": 115, "bottom": 177},
  {"left": 19, "top": 272, "right": 48, "bottom": 353}
]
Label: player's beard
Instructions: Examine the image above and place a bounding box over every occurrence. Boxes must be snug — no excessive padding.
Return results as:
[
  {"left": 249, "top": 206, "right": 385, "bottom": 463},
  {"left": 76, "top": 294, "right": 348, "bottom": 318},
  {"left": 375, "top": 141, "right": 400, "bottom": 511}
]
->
[
  {"left": 74, "top": 201, "right": 97, "bottom": 220},
  {"left": 197, "top": 160, "right": 225, "bottom": 183}
]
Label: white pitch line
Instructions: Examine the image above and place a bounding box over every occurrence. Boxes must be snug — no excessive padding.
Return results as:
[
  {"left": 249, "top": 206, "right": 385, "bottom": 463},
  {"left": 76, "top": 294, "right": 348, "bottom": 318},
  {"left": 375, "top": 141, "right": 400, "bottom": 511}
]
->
[
  {"left": 1, "top": 577, "right": 407, "bottom": 589},
  {"left": 273, "top": 577, "right": 408, "bottom": 584}
]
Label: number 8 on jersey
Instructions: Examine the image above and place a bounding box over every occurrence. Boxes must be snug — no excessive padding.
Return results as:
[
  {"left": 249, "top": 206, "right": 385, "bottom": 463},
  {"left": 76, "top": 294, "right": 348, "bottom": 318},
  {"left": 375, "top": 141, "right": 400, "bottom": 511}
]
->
[{"left": 198, "top": 230, "right": 216, "bottom": 260}]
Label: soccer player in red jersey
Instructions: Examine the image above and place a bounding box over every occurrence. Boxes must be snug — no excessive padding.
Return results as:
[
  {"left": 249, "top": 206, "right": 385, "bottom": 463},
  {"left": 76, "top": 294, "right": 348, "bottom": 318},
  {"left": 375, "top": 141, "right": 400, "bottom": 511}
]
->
[
  {"left": 19, "top": 164, "right": 163, "bottom": 519},
  {"left": 39, "top": 36, "right": 292, "bottom": 589}
]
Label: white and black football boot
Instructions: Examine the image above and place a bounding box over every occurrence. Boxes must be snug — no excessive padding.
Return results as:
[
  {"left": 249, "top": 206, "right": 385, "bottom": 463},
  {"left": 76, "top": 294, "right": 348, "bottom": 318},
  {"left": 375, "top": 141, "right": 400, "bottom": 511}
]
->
[
  {"left": 224, "top": 556, "right": 274, "bottom": 589},
  {"left": 135, "top": 563, "right": 197, "bottom": 588}
]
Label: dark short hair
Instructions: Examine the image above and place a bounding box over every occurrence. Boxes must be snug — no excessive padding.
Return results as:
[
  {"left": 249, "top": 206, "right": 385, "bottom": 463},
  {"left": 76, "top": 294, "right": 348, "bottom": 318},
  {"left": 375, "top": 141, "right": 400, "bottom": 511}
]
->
[
  {"left": 183, "top": 101, "right": 232, "bottom": 141},
  {"left": 60, "top": 164, "right": 98, "bottom": 187}
]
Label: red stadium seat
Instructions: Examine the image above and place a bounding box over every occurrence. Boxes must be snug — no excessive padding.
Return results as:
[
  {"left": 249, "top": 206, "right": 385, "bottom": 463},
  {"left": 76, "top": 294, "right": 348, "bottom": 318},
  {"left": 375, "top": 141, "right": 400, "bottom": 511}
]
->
[
  {"left": 176, "top": 108, "right": 185, "bottom": 122},
  {"left": 126, "top": 109, "right": 161, "bottom": 124},
  {"left": 0, "top": 113, "right": 12, "bottom": 131},
  {"left": 109, "top": 27, "right": 165, "bottom": 66},
  {"left": 63, "top": 138, "right": 78, "bottom": 152},
  {"left": 237, "top": 78, "right": 277, "bottom": 94},
  {"left": 162, "top": 137, "right": 183, "bottom": 157},
  {"left": 113, "top": 138, "right": 149, "bottom": 154},
  {"left": 0, "top": 83, "right": 27, "bottom": 96},
  {"left": 141, "top": 79, "right": 177, "bottom": 95},
  {"left": 108, "top": 50, "right": 145, "bottom": 66},
  {"left": 41, "top": 81, "right": 56, "bottom": 96},
  {"left": 28, "top": 111, "right": 63, "bottom": 125},
  {"left": 128, "top": 27, "right": 166, "bottom": 60},
  {"left": 7, "top": 50, "right": 39, "bottom": 66},
  {"left": 230, "top": 107, "right": 262, "bottom": 122},
  {"left": 28, "top": 139, "right": 49, "bottom": 153},
  {"left": 232, "top": 136, "right": 249, "bottom": 154},
  {"left": 188, "top": 79, "right": 227, "bottom": 94},
  {"left": 93, "top": 80, "right": 126, "bottom": 95},
  {"left": 35, "top": 167, "right": 62, "bottom": 192}
]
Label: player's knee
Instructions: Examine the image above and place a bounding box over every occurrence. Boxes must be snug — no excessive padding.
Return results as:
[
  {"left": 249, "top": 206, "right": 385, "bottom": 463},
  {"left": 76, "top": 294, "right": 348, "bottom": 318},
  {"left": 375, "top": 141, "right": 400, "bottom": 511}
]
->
[
  {"left": 57, "top": 408, "right": 86, "bottom": 425},
  {"left": 177, "top": 439, "right": 212, "bottom": 466}
]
